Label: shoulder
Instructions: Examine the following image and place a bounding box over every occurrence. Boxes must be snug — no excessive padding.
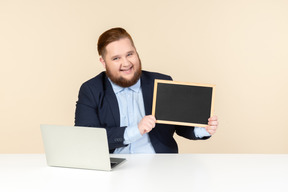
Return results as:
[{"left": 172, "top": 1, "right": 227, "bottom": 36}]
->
[
  {"left": 82, "top": 71, "right": 106, "bottom": 85},
  {"left": 81, "top": 71, "right": 106, "bottom": 88},
  {"left": 141, "top": 70, "right": 173, "bottom": 81},
  {"left": 78, "top": 71, "right": 107, "bottom": 96}
]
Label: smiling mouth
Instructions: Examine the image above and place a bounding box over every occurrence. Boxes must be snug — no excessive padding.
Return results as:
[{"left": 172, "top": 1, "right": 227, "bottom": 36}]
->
[{"left": 120, "top": 66, "right": 133, "bottom": 73}]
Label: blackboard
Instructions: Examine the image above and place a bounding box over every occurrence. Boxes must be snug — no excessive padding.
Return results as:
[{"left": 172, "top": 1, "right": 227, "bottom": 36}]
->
[{"left": 152, "top": 79, "right": 215, "bottom": 127}]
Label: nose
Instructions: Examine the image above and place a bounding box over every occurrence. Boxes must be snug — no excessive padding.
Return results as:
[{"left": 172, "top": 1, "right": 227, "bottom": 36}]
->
[{"left": 122, "top": 57, "right": 130, "bottom": 67}]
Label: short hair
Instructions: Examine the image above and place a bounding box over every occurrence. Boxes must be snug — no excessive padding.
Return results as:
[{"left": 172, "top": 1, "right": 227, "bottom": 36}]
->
[{"left": 97, "top": 27, "right": 135, "bottom": 57}]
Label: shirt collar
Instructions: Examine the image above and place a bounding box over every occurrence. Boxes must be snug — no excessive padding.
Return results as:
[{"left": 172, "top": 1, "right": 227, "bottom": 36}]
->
[{"left": 109, "top": 78, "right": 141, "bottom": 94}]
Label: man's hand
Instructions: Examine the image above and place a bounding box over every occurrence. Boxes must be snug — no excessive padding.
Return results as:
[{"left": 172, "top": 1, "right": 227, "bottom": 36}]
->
[
  {"left": 138, "top": 115, "right": 156, "bottom": 135},
  {"left": 205, "top": 115, "right": 218, "bottom": 135}
]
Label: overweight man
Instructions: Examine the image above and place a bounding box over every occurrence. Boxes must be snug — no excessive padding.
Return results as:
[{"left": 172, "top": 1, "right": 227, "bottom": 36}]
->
[{"left": 75, "top": 27, "right": 218, "bottom": 153}]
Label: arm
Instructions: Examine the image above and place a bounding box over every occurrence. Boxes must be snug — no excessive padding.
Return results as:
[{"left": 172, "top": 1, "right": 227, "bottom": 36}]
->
[
  {"left": 175, "top": 115, "right": 218, "bottom": 140},
  {"left": 74, "top": 83, "right": 127, "bottom": 151},
  {"left": 175, "top": 126, "right": 207, "bottom": 140},
  {"left": 122, "top": 115, "right": 156, "bottom": 144}
]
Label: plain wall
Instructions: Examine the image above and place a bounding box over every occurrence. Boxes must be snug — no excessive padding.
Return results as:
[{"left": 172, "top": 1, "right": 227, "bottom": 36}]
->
[{"left": 1, "top": 0, "right": 287, "bottom": 153}]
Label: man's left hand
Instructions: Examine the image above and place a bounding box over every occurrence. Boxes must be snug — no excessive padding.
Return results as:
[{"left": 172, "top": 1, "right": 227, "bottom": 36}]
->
[{"left": 205, "top": 115, "right": 218, "bottom": 135}]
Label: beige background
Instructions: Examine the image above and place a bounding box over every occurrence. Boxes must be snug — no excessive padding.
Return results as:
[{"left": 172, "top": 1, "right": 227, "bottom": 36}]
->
[{"left": 1, "top": 0, "right": 287, "bottom": 153}]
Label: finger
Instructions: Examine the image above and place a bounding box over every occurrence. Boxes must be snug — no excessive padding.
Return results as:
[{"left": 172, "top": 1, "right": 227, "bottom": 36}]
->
[
  {"left": 147, "top": 115, "right": 156, "bottom": 122},
  {"left": 145, "top": 122, "right": 154, "bottom": 130},
  {"left": 146, "top": 116, "right": 156, "bottom": 128},
  {"left": 143, "top": 116, "right": 155, "bottom": 124},
  {"left": 207, "top": 126, "right": 217, "bottom": 132},
  {"left": 149, "top": 121, "right": 156, "bottom": 129},
  {"left": 143, "top": 118, "right": 153, "bottom": 126},
  {"left": 142, "top": 121, "right": 155, "bottom": 132},
  {"left": 208, "top": 130, "right": 216, "bottom": 135},
  {"left": 208, "top": 115, "right": 218, "bottom": 121},
  {"left": 208, "top": 121, "right": 218, "bottom": 126},
  {"left": 206, "top": 127, "right": 215, "bottom": 134},
  {"left": 145, "top": 125, "right": 154, "bottom": 133},
  {"left": 206, "top": 126, "right": 217, "bottom": 134}
]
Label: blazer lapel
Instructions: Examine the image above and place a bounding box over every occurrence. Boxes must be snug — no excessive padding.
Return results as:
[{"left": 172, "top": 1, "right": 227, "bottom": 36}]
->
[
  {"left": 104, "top": 77, "right": 121, "bottom": 126},
  {"left": 141, "top": 73, "right": 154, "bottom": 115}
]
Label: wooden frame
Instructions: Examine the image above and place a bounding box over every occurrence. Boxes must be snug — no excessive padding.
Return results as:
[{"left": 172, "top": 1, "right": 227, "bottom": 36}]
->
[{"left": 152, "top": 79, "right": 215, "bottom": 127}]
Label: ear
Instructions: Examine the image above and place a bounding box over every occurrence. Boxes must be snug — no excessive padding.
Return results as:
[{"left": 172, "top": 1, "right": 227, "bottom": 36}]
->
[{"left": 99, "top": 57, "right": 106, "bottom": 69}]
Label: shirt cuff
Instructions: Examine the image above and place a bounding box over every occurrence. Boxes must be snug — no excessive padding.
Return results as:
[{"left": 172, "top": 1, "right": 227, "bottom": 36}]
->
[
  {"left": 194, "top": 127, "right": 211, "bottom": 138},
  {"left": 123, "top": 125, "right": 142, "bottom": 144}
]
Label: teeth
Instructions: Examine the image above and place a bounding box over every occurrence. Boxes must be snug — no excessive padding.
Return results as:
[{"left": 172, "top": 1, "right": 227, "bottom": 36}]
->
[{"left": 121, "top": 66, "right": 132, "bottom": 71}]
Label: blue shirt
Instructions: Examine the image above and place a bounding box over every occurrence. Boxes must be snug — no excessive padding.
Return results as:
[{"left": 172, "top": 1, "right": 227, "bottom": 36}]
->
[{"left": 109, "top": 79, "right": 210, "bottom": 154}]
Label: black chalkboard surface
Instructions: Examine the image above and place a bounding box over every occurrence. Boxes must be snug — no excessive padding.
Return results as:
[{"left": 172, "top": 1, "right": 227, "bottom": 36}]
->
[{"left": 152, "top": 80, "right": 215, "bottom": 127}]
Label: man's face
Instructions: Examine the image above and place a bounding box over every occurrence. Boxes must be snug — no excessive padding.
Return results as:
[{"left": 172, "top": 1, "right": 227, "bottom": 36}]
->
[{"left": 100, "top": 38, "right": 142, "bottom": 87}]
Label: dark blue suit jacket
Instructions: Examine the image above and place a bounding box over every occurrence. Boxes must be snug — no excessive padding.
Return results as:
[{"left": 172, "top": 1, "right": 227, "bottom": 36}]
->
[{"left": 75, "top": 71, "right": 210, "bottom": 153}]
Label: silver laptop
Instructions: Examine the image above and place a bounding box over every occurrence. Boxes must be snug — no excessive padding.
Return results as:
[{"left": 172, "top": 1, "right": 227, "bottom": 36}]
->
[{"left": 40, "top": 124, "right": 126, "bottom": 171}]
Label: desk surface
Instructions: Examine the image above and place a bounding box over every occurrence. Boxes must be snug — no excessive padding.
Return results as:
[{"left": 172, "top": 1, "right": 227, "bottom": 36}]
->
[{"left": 0, "top": 154, "right": 288, "bottom": 192}]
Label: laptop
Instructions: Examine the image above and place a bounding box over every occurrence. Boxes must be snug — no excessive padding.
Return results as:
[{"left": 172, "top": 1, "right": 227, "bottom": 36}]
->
[{"left": 40, "top": 124, "right": 126, "bottom": 171}]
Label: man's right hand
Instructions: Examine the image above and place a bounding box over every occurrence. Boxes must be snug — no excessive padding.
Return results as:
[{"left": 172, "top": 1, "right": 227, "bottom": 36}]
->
[{"left": 138, "top": 115, "right": 156, "bottom": 135}]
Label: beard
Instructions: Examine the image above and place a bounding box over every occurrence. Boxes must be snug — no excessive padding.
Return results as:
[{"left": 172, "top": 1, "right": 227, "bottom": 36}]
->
[{"left": 105, "top": 58, "right": 142, "bottom": 88}]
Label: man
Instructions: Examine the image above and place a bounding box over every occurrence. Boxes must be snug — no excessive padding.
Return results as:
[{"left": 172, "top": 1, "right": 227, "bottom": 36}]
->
[{"left": 75, "top": 27, "right": 218, "bottom": 153}]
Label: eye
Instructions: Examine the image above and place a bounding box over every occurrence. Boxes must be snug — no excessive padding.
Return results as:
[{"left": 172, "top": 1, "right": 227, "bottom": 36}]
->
[
  {"left": 112, "top": 57, "right": 119, "bottom": 61},
  {"left": 127, "top": 52, "right": 133, "bottom": 57}
]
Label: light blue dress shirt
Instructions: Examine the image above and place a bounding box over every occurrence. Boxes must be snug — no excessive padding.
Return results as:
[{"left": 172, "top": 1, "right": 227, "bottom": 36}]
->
[{"left": 109, "top": 79, "right": 210, "bottom": 154}]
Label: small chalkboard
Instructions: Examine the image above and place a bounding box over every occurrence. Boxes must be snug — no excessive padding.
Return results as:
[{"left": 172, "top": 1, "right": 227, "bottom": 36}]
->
[{"left": 152, "top": 79, "right": 215, "bottom": 127}]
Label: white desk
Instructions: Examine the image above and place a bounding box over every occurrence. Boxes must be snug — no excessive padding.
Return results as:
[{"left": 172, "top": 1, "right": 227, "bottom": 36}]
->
[{"left": 0, "top": 154, "right": 287, "bottom": 192}]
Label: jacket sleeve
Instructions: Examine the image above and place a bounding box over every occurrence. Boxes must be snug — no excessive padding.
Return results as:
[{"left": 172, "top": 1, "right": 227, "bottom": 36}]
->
[
  {"left": 74, "top": 82, "right": 127, "bottom": 151},
  {"left": 175, "top": 126, "right": 211, "bottom": 140}
]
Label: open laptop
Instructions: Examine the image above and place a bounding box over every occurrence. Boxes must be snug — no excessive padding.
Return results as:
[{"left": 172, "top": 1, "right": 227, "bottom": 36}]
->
[{"left": 40, "top": 124, "right": 126, "bottom": 171}]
